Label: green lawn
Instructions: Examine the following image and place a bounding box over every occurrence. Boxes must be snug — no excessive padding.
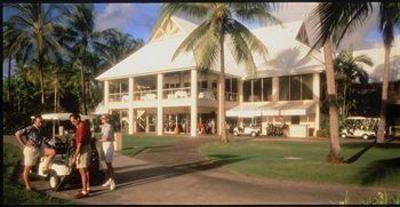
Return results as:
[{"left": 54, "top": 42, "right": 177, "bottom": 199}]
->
[
  {"left": 121, "top": 134, "right": 181, "bottom": 156},
  {"left": 3, "top": 143, "right": 71, "bottom": 205},
  {"left": 200, "top": 140, "right": 400, "bottom": 187}
]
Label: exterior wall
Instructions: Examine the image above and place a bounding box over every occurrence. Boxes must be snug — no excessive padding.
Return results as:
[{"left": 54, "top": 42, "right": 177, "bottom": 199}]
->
[{"left": 101, "top": 71, "right": 322, "bottom": 137}]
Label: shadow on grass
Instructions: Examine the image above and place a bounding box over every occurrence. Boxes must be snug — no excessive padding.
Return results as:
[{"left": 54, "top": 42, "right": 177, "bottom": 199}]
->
[
  {"left": 343, "top": 141, "right": 400, "bottom": 149},
  {"left": 88, "top": 154, "right": 250, "bottom": 197},
  {"left": 359, "top": 157, "right": 400, "bottom": 186},
  {"left": 344, "top": 140, "right": 377, "bottom": 164}
]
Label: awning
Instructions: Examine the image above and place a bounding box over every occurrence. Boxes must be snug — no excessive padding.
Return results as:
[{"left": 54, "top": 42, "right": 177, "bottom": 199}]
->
[
  {"left": 279, "top": 101, "right": 316, "bottom": 116},
  {"left": 226, "top": 103, "right": 264, "bottom": 118},
  {"left": 226, "top": 101, "right": 316, "bottom": 118}
]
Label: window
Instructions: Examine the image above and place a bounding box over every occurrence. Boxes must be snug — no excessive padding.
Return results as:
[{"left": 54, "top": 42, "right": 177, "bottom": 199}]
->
[
  {"left": 262, "top": 78, "right": 272, "bottom": 101},
  {"left": 279, "top": 74, "right": 314, "bottom": 101},
  {"left": 279, "top": 76, "right": 290, "bottom": 101},
  {"left": 200, "top": 81, "right": 208, "bottom": 89},
  {"left": 290, "top": 75, "right": 301, "bottom": 100},
  {"left": 291, "top": 116, "right": 300, "bottom": 124},
  {"left": 243, "top": 80, "right": 251, "bottom": 102}
]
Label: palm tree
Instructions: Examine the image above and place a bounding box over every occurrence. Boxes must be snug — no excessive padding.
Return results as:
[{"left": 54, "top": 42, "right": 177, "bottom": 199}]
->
[
  {"left": 311, "top": 2, "right": 400, "bottom": 147},
  {"left": 95, "top": 28, "right": 144, "bottom": 67},
  {"left": 154, "top": 3, "right": 280, "bottom": 142},
  {"left": 64, "top": 4, "right": 100, "bottom": 114},
  {"left": 334, "top": 49, "right": 372, "bottom": 117},
  {"left": 6, "top": 3, "right": 66, "bottom": 107}
]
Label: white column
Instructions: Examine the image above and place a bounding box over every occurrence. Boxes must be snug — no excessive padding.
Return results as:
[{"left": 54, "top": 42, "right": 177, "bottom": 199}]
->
[
  {"left": 128, "top": 78, "right": 135, "bottom": 134},
  {"left": 157, "top": 73, "right": 164, "bottom": 136},
  {"left": 217, "top": 74, "right": 225, "bottom": 135},
  {"left": 190, "top": 69, "right": 198, "bottom": 137},
  {"left": 238, "top": 78, "right": 243, "bottom": 103},
  {"left": 104, "top": 80, "right": 110, "bottom": 110},
  {"left": 313, "top": 73, "right": 321, "bottom": 136},
  {"left": 272, "top": 77, "right": 279, "bottom": 102}
]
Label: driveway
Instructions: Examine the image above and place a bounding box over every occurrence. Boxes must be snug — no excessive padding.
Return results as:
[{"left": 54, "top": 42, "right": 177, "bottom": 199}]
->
[{"left": 3, "top": 135, "right": 400, "bottom": 204}]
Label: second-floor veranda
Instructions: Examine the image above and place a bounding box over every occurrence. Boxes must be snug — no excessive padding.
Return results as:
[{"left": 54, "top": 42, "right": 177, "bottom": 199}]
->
[{"left": 104, "top": 69, "right": 239, "bottom": 108}]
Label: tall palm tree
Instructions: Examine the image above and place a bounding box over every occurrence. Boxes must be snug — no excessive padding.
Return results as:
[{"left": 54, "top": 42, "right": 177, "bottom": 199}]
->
[
  {"left": 375, "top": 3, "right": 400, "bottom": 143},
  {"left": 64, "top": 4, "right": 100, "bottom": 114},
  {"left": 154, "top": 3, "right": 280, "bottom": 142},
  {"left": 95, "top": 28, "right": 144, "bottom": 67},
  {"left": 334, "top": 49, "right": 372, "bottom": 117},
  {"left": 311, "top": 2, "right": 400, "bottom": 147},
  {"left": 6, "top": 3, "right": 66, "bottom": 107}
]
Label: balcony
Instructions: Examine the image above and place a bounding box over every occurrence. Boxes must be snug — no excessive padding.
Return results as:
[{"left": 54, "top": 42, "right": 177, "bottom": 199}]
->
[
  {"left": 133, "top": 90, "right": 158, "bottom": 101},
  {"left": 109, "top": 93, "right": 129, "bottom": 102},
  {"left": 163, "top": 87, "right": 191, "bottom": 99}
]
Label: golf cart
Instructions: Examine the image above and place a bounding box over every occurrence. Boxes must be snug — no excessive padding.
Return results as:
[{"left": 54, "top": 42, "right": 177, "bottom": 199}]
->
[
  {"left": 27, "top": 113, "right": 103, "bottom": 191},
  {"left": 233, "top": 124, "right": 261, "bottom": 137},
  {"left": 340, "top": 116, "right": 379, "bottom": 140}
]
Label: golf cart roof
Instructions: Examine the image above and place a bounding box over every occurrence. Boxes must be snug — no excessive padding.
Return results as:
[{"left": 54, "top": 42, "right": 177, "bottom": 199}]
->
[
  {"left": 346, "top": 116, "right": 379, "bottom": 120},
  {"left": 31, "top": 113, "right": 91, "bottom": 121}
]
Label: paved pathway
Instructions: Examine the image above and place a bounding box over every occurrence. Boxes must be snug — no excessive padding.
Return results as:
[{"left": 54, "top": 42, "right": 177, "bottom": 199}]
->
[{"left": 3, "top": 135, "right": 400, "bottom": 204}]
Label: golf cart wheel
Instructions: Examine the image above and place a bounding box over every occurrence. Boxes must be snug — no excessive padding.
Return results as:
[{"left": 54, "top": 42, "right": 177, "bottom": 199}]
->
[
  {"left": 251, "top": 132, "right": 257, "bottom": 137},
  {"left": 362, "top": 134, "right": 369, "bottom": 140},
  {"left": 340, "top": 133, "right": 347, "bottom": 139},
  {"left": 48, "top": 170, "right": 60, "bottom": 191}
]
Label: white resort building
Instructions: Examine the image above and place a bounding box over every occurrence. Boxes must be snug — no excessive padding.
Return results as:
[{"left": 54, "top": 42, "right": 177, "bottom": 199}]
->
[{"left": 95, "top": 13, "right": 400, "bottom": 138}]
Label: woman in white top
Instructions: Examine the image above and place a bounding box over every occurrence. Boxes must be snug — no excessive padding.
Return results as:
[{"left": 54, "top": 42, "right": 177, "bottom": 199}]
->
[{"left": 99, "top": 114, "right": 116, "bottom": 190}]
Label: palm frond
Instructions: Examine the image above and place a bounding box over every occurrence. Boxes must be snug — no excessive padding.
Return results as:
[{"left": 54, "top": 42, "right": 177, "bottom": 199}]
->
[
  {"left": 150, "top": 3, "right": 212, "bottom": 40},
  {"left": 172, "top": 20, "right": 212, "bottom": 61},
  {"left": 379, "top": 2, "right": 400, "bottom": 48},
  {"left": 229, "top": 3, "right": 281, "bottom": 26},
  {"left": 309, "top": 2, "right": 373, "bottom": 51}
]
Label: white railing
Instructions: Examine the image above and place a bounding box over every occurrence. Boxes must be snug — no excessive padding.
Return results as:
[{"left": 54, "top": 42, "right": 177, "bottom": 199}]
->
[
  {"left": 133, "top": 90, "right": 158, "bottom": 101},
  {"left": 109, "top": 93, "right": 129, "bottom": 102},
  {"left": 163, "top": 87, "right": 191, "bottom": 99},
  {"left": 198, "top": 88, "right": 217, "bottom": 100}
]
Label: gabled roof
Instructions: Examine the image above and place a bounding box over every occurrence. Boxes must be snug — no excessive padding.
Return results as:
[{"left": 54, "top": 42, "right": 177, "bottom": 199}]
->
[{"left": 96, "top": 15, "right": 324, "bottom": 81}]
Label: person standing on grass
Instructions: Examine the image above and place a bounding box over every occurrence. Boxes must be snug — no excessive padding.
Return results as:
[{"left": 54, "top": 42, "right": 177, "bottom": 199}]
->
[
  {"left": 15, "top": 114, "right": 56, "bottom": 191},
  {"left": 99, "top": 114, "right": 116, "bottom": 190},
  {"left": 69, "top": 113, "right": 92, "bottom": 199}
]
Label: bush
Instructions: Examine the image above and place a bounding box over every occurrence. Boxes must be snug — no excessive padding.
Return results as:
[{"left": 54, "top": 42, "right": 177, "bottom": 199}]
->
[{"left": 316, "top": 129, "right": 330, "bottom": 138}]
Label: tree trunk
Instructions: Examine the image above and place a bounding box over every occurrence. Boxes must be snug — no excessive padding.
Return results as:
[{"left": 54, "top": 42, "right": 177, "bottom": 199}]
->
[
  {"left": 80, "top": 67, "right": 87, "bottom": 115},
  {"left": 377, "top": 46, "right": 391, "bottom": 143},
  {"left": 7, "top": 58, "right": 12, "bottom": 102},
  {"left": 343, "top": 85, "right": 347, "bottom": 117},
  {"left": 323, "top": 41, "right": 343, "bottom": 163},
  {"left": 54, "top": 80, "right": 58, "bottom": 113},
  {"left": 219, "top": 34, "right": 227, "bottom": 143},
  {"left": 39, "top": 52, "right": 45, "bottom": 108}
]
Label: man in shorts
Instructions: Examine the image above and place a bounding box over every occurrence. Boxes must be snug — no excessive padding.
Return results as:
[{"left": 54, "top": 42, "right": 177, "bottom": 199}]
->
[
  {"left": 99, "top": 114, "right": 116, "bottom": 190},
  {"left": 69, "top": 113, "right": 92, "bottom": 199},
  {"left": 15, "top": 114, "right": 56, "bottom": 191}
]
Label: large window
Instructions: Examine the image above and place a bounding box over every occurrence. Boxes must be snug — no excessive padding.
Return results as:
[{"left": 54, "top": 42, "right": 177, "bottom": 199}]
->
[
  {"left": 109, "top": 79, "right": 129, "bottom": 102},
  {"left": 279, "top": 74, "right": 314, "bottom": 101},
  {"left": 225, "top": 78, "right": 238, "bottom": 101},
  {"left": 243, "top": 77, "right": 273, "bottom": 102}
]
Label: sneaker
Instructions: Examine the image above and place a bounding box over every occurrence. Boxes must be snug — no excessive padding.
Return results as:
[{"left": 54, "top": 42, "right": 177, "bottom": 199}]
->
[
  {"left": 102, "top": 178, "right": 111, "bottom": 187},
  {"left": 75, "top": 191, "right": 88, "bottom": 199},
  {"left": 109, "top": 179, "right": 116, "bottom": 190}
]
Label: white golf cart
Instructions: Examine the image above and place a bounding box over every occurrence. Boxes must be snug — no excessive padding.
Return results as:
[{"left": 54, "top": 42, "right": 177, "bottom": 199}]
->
[
  {"left": 233, "top": 124, "right": 261, "bottom": 137},
  {"left": 340, "top": 116, "right": 379, "bottom": 140},
  {"left": 28, "top": 113, "right": 100, "bottom": 191}
]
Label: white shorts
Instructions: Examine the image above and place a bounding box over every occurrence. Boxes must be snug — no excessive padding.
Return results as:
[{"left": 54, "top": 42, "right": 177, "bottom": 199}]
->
[
  {"left": 23, "top": 146, "right": 43, "bottom": 167},
  {"left": 102, "top": 142, "right": 114, "bottom": 163}
]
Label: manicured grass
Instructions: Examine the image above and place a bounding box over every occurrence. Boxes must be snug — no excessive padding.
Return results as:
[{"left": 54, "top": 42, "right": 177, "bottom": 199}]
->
[
  {"left": 3, "top": 143, "right": 71, "bottom": 205},
  {"left": 121, "top": 134, "right": 181, "bottom": 156},
  {"left": 200, "top": 140, "right": 400, "bottom": 187}
]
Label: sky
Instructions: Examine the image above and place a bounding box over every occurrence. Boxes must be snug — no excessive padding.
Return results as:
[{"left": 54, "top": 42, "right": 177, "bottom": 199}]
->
[{"left": 3, "top": 3, "right": 399, "bottom": 77}]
